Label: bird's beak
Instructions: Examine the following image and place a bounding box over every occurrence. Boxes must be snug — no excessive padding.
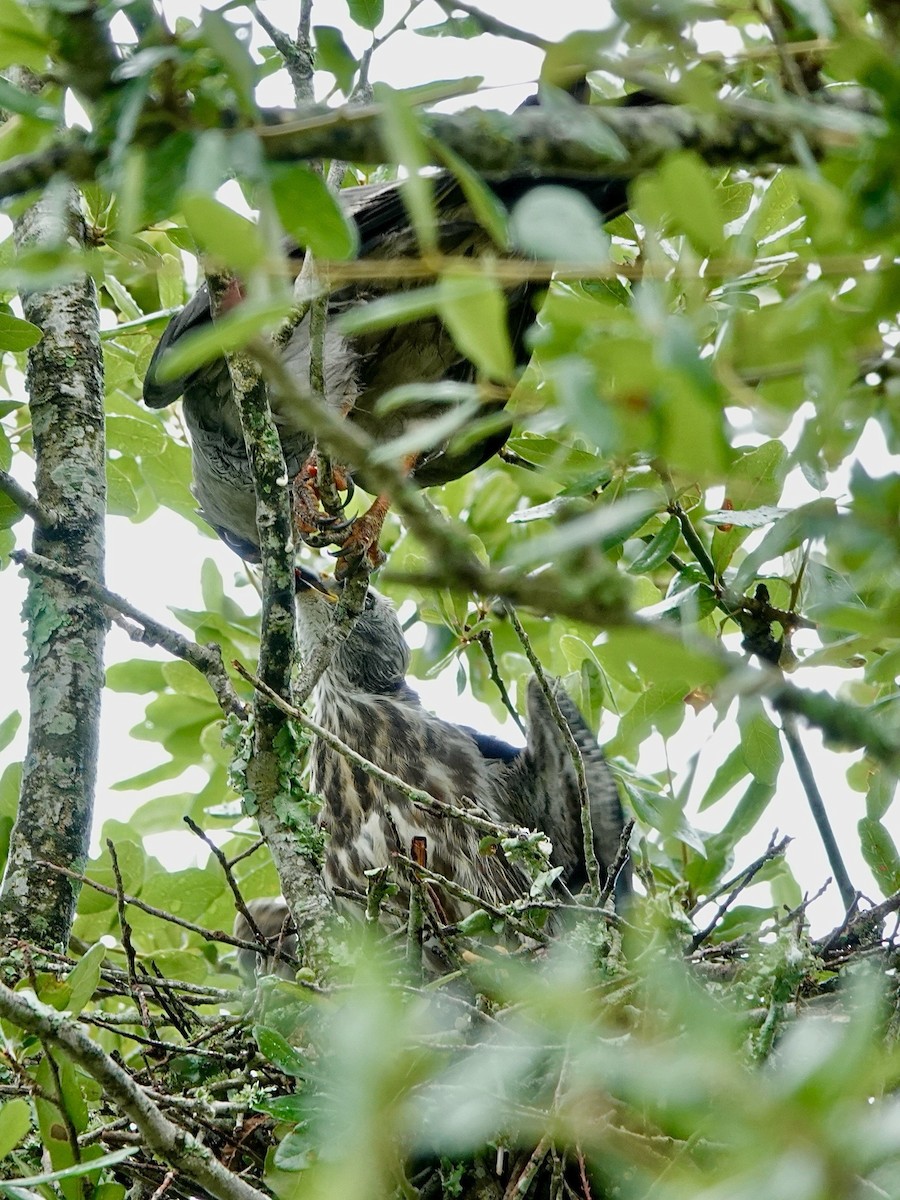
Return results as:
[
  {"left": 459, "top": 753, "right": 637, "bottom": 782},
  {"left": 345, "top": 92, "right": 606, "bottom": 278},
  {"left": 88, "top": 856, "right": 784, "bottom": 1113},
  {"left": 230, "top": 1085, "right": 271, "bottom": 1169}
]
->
[{"left": 294, "top": 564, "right": 339, "bottom": 604}]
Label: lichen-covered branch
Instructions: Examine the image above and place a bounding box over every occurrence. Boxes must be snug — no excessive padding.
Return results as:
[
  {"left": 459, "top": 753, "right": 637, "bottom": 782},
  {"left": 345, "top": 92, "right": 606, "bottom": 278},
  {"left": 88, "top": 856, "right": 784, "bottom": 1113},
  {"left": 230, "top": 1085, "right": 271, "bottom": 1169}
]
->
[
  {"left": 204, "top": 275, "right": 332, "bottom": 960},
  {"left": 0, "top": 984, "right": 271, "bottom": 1200},
  {"left": 0, "top": 185, "right": 106, "bottom": 949},
  {"left": 0, "top": 96, "right": 879, "bottom": 204}
]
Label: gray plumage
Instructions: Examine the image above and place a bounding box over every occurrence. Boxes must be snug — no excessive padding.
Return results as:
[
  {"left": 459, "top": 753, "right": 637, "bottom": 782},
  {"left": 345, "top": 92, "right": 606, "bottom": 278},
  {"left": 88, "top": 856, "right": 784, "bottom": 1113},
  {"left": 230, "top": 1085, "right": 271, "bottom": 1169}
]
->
[
  {"left": 143, "top": 169, "right": 630, "bottom": 560},
  {"left": 295, "top": 570, "right": 631, "bottom": 922},
  {"left": 233, "top": 897, "right": 298, "bottom": 979}
]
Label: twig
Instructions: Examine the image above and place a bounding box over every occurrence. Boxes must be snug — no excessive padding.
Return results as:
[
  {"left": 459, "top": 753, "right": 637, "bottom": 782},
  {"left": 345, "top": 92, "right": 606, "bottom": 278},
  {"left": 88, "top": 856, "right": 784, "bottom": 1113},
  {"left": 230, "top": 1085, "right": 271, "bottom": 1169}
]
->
[
  {"left": 688, "top": 834, "right": 791, "bottom": 916},
  {"left": 34, "top": 860, "right": 306, "bottom": 973},
  {"left": 392, "top": 854, "right": 547, "bottom": 943},
  {"left": 0, "top": 468, "right": 55, "bottom": 527},
  {"left": 506, "top": 607, "right": 602, "bottom": 904},
  {"left": 599, "top": 819, "right": 635, "bottom": 908},
  {"left": 780, "top": 713, "right": 856, "bottom": 911},
  {"left": 503, "top": 1136, "right": 551, "bottom": 1200},
  {"left": 689, "top": 832, "right": 789, "bottom": 950},
  {"left": 232, "top": 659, "right": 533, "bottom": 842},
  {"left": 10, "top": 549, "right": 246, "bottom": 718},
  {"left": 107, "top": 839, "right": 160, "bottom": 1044},
  {"left": 182, "top": 817, "right": 273, "bottom": 959},
  {"left": 0, "top": 984, "right": 271, "bottom": 1200},
  {"left": 474, "top": 627, "right": 526, "bottom": 736}
]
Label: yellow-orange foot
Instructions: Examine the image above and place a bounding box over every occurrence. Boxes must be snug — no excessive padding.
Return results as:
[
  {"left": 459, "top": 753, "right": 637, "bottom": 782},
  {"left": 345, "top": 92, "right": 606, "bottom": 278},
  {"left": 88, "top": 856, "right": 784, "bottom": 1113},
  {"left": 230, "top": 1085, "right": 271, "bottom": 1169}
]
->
[
  {"left": 332, "top": 495, "right": 390, "bottom": 580},
  {"left": 292, "top": 455, "right": 353, "bottom": 550}
]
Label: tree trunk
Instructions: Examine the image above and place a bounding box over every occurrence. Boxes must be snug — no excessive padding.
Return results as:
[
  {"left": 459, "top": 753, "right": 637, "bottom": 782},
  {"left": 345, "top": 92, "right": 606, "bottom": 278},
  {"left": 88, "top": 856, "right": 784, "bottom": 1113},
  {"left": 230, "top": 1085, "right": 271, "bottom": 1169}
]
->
[{"left": 0, "top": 184, "right": 106, "bottom": 948}]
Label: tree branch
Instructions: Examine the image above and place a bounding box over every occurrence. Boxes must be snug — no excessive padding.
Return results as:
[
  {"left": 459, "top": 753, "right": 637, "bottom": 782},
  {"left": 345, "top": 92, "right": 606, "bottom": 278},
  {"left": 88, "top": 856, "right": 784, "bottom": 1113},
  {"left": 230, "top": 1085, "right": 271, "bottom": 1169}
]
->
[
  {"left": 0, "top": 984, "right": 271, "bottom": 1200},
  {"left": 0, "top": 469, "right": 56, "bottom": 528},
  {"left": 205, "top": 274, "right": 332, "bottom": 961},
  {"left": 0, "top": 98, "right": 879, "bottom": 204},
  {"left": 780, "top": 713, "right": 857, "bottom": 911},
  {"left": 10, "top": 548, "right": 247, "bottom": 719}
]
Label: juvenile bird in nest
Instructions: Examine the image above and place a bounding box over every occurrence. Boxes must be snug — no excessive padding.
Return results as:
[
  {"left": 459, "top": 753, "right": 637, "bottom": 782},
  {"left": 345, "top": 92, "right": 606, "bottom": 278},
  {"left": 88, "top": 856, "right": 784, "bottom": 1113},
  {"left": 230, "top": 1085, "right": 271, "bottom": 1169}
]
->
[
  {"left": 297, "top": 567, "right": 630, "bottom": 923},
  {"left": 235, "top": 571, "right": 631, "bottom": 975},
  {"left": 142, "top": 93, "right": 631, "bottom": 573}
]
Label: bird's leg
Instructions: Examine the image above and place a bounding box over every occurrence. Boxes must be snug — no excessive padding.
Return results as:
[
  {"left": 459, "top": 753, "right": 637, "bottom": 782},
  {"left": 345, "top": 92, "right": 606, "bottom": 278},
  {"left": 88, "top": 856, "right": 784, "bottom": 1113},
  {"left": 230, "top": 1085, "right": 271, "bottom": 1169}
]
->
[
  {"left": 330, "top": 453, "right": 419, "bottom": 579},
  {"left": 292, "top": 451, "right": 356, "bottom": 549},
  {"left": 331, "top": 491, "right": 390, "bottom": 578}
]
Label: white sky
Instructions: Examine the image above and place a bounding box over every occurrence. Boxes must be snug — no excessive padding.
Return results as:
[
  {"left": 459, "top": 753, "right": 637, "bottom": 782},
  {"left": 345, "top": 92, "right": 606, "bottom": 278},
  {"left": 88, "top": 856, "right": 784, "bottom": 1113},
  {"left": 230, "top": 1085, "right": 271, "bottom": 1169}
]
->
[{"left": 1, "top": 0, "right": 896, "bottom": 936}]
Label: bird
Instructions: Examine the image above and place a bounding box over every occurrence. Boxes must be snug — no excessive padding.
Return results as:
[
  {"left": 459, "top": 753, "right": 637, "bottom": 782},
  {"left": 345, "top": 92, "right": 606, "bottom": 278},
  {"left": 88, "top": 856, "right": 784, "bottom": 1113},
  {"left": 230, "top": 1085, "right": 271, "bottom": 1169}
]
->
[
  {"left": 233, "top": 897, "right": 299, "bottom": 980},
  {"left": 293, "top": 565, "right": 631, "bottom": 928},
  {"left": 142, "top": 99, "right": 632, "bottom": 569}
]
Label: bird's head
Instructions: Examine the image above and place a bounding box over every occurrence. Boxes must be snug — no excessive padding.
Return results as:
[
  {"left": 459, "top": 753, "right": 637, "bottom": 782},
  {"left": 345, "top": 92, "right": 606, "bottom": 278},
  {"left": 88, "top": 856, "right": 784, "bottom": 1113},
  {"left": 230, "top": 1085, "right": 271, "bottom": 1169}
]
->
[{"left": 294, "top": 565, "right": 410, "bottom": 695}]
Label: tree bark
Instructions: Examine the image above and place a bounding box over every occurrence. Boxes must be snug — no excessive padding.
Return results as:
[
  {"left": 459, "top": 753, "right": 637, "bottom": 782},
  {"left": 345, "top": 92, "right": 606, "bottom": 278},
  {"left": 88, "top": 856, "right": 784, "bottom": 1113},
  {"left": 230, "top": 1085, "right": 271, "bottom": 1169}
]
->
[{"left": 0, "top": 185, "right": 106, "bottom": 948}]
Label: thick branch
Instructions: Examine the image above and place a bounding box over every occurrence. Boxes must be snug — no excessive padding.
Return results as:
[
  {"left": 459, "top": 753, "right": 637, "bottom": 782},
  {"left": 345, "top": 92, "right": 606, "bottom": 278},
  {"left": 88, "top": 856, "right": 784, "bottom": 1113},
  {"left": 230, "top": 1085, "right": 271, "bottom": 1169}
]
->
[
  {"left": 0, "top": 99, "right": 879, "bottom": 203},
  {"left": 0, "top": 984, "right": 270, "bottom": 1200},
  {"left": 0, "top": 183, "right": 106, "bottom": 949},
  {"left": 258, "top": 96, "right": 875, "bottom": 173}
]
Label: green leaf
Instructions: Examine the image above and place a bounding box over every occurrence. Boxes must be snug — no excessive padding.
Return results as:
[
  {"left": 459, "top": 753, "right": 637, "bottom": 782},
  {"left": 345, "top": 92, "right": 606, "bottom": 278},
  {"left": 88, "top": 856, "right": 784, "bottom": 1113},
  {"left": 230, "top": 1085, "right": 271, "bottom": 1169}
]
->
[
  {"left": 416, "top": 15, "right": 482, "bottom": 38},
  {"left": 0, "top": 710, "right": 20, "bottom": 754},
  {"left": 179, "top": 194, "right": 267, "bottom": 272},
  {"left": 711, "top": 441, "right": 789, "bottom": 571},
  {"left": 510, "top": 186, "right": 610, "bottom": 264},
  {"left": 0, "top": 313, "right": 41, "bottom": 351},
  {"left": 373, "top": 83, "right": 435, "bottom": 253},
  {"left": 0, "top": 1098, "right": 30, "bottom": 1161},
  {"left": 738, "top": 701, "right": 783, "bottom": 787},
  {"left": 254, "top": 1026, "right": 308, "bottom": 1077},
  {"left": 274, "top": 1124, "right": 315, "bottom": 1171},
  {"left": 640, "top": 152, "right": 725, "bottom": 255},
  {"left": 270, "top": 164, "right": 358, "bottom": 259},
  {"left": 430, "top": 140, "right": 509, "bottom": 249},
  {"left": 254, "top": 1093, "right": 309, "bottom": 1121},
  {"left": 699, "top": 744, "right": 749, "bottom": 812},
  {"left": 63, "top": 943, "right": 105, "bottom": 1013},
  {"left": 336, "top": 285, "right": 442, "bottom": 335},
  {"left": 313, "top": 25, "right": 357, "bottom": 94},
  {"left": 437, "top": 270, "right": 514, "bottom": 381},
  {"left": 0, "top": 1148, "right": 137, "bottom": 1190},
  {"left": 731, "top": 499, "right": 837, "bottom": 594},
  {"left": 106, "top": 659, "right": 168, "bottom": 694},
  {"left": 858, "top": 817, "right": 900, "bottom": 897},
  {"left": 0, "top": 0, "right": 50, "bottom": 70},
  {"left": 199, "top": 10, "right": 257, "bottom": 116},
  {"left": 347, "top": 0, "right": 383, "bottom": 30},
  {"left": 628, "top": 517, "right": 680, "bottom": 574}
]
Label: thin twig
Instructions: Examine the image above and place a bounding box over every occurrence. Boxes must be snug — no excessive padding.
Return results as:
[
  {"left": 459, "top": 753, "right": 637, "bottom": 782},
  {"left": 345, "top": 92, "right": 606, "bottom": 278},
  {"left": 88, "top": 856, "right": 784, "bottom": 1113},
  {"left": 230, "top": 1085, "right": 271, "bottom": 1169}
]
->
[
  {"left": 506, "top": 607, "right": 602, "bottom": 904},
  {"left": 474, "top": 627, "right": 526, "bottom": 736},
  {"left": 182, "top": 817, "right": 272, "bottom": 958},
  {"left": 689, "top": 832, "right": 789, "bottom": 950},
  {"left": 34, "top": 860, "right": 308, "bottom": 974},
  {"left": 781, "top": 713, "right": 856, "bottom": 911},
  {"left": 392, "top": 854, "right": 548, "bottom": 943}
]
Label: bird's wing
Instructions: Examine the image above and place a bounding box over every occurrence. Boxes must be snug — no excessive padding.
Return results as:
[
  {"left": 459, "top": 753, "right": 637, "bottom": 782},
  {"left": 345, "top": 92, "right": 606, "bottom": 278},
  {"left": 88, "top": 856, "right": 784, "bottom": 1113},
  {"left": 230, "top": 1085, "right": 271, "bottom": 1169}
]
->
[
  {"left": 144, "top": 283, "right": 214, "bottom": 409},
  {"left": 501, "top": 676, "right": 631, "bottom": 899}
]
